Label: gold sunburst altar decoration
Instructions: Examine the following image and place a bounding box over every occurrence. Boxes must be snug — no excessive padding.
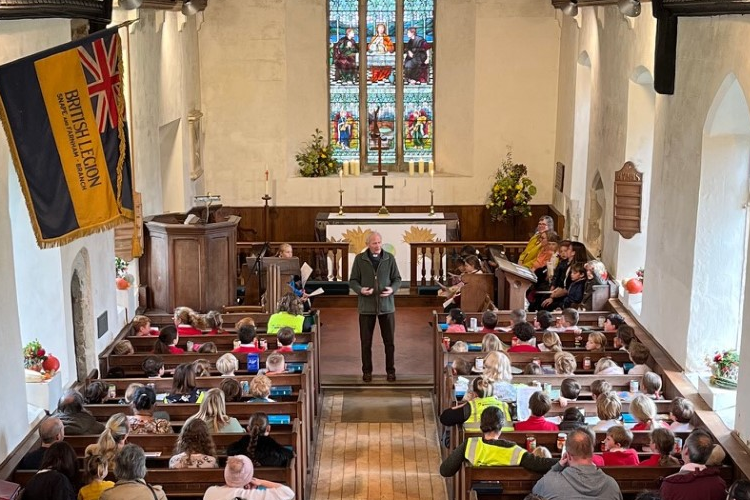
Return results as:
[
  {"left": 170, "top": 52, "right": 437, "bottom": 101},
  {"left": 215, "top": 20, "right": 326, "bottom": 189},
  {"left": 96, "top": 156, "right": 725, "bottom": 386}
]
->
[
  {"left": 401, "top": 226, "right": 438, "bottom": 244},
  {"left": 330, "top": 227, "right": 372, "bottom": 254}
]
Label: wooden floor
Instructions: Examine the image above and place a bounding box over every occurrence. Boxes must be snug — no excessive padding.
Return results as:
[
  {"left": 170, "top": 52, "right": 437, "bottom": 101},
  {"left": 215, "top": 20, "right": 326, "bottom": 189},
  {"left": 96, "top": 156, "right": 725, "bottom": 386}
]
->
[{"left": 311, "top": 390, "right": 448, "bottom": 500}]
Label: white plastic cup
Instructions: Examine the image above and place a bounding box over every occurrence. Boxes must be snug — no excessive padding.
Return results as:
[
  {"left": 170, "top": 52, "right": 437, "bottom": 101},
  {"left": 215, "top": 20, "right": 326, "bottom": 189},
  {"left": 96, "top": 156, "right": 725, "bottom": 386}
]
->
[{"left": 475, "top": 357, "right": 484, "bottom": 371}]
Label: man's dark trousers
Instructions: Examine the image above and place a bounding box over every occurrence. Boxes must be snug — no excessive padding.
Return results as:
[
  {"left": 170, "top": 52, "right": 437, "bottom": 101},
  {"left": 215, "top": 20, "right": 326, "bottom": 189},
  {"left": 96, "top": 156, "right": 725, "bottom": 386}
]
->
[{"left": 359, "top": 313, "right": 395, "bottom": 375}]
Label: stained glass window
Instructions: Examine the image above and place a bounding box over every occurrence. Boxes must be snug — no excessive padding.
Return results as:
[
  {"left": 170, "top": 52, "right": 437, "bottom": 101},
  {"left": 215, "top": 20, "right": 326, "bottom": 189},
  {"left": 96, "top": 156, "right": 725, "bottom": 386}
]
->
[{"left": 328, "top": 0, "right": 434, "bottom": 169}]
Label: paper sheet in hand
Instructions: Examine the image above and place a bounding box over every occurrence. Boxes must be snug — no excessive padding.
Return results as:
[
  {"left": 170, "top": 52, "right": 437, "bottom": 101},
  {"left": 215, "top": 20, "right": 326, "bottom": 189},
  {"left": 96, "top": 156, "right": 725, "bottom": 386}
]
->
[
  {"left": 300, "top": 263, "right": 313, "bottom": 286},
  {"left": 515, "top": 385, "right": 538, "bottom": 422},
  {"left": 307, "top": 287, "right": 325, "bottom": 297}
]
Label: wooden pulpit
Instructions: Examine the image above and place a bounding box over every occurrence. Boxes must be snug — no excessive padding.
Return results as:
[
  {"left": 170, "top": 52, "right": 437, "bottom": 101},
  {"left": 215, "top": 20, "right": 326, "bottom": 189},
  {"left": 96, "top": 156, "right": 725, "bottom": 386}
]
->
[
  {"left": 491, "top": 250, "right": 537, "bottom": 310},
  {"left": 141, "top": 213, "right": 241, "bottom": 312}
]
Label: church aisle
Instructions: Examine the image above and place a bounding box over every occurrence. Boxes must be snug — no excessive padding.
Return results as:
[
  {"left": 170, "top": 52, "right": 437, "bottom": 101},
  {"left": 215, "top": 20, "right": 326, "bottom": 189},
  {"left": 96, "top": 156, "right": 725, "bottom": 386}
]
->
[{"left": 311, "top": 390, "right": 447, "bottom": 500}]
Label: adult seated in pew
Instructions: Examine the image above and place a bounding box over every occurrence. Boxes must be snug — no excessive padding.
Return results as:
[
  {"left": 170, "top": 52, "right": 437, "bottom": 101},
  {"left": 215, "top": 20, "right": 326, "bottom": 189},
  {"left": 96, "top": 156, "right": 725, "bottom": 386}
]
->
[
  {"left": 84, "top": 413, "right": 129, "bottom": 469},
  {"left": 528, "top": 231, "right": 560, "bottom": 285},
  {"left": 539, "top": 331, "right": 563, "bottom": 353},
  {"left": 79, "top": 454, "right": 114, "bottom": 500},
  {"left": 267, "top": 293, "right": 309, "bottom": 334},
  {"left": 439, "top": 377, "right": 513, "bottom": 432},
  {"left": 518, "top": 216, "right": 555, "bottom": 269},
  {"left": 601, "top": 425, "right": 639, "bottom": 466},
  {"left": 142, "top": 356, "right": 165, "bottom": 378},
  {"left": 233, "top": 320, "right": 267, "bottom": 354},
  {"left": 515, "top": 391, "right": 559, "bottom": 431},
  {"left": 531, "top": 428, "right": 622, "bottom": 500},
  {"left": 165, "top": 363, "right": 203, "bottom": 403},
  {"left": 227, "top": 413, "right": 294, "bottom": 467},
  {"left": 249, "top": 375, "right": 275, "bottom": 403},
  {"left": 594, "top": 358, "right": 624, "bottom": 375},
  {"left": 659, "top": 429, "right": 727, "bottom": 500},
  {"left": 275, "top": 327, "right": 295, "bottom": 353},
  {"left": 445, "top": 308, "right": 467, "bottom": 333},
  {"left": 478, "top": 311, "right": 498, "bottom": 334},
  {"left": 581, "top": 259, "right": 608, "bottom": 311},
  {"left": 507, "top": 322, "right": 539, "bottom": 353},
  {"left": 615, "top": 324, "right": 636, "bottom": 351},
  {"left": 591, "top": 393, "right": 623, "bottom": 432},
  {"left": 112, "top": 340, "right": 134, "bottom": 356},
  {"left": 481, "top": 333, "right": 505, "bottom": 353},
  {"left": 100, "top": 444, "right": 167, "bottom": 500},
  {"left": 53, "top": 389, "right": 105, "bottom": 436},
  {"left": 220, "top": 378, "right": 243, "bottom": 402},
  {"left": 217, "top": 353, "right": 239, "bottom": 376},
  {"left": 585, "top": 331, "right": 607, "bottom": 352},
  {"left": 18, "top": 416, "right": 64, "bottom": 470},
  {"left": 203, "top": 454, "right": 295, "bottom": 500},
  {"left": 628, "top": 342, "right": 653, "bottom": 376},
  {"left": 84, "top": 381, "right": 108, "bottom": 404},
  {"left": 554, "top": 352, "right": 576, "bottom": 375},
  {"left": 21, "top": 441, "right": 79, "bottom": 500},
  {"left": 631, "top": 395, "right": 669, "bottom": 431},
  {"left": 127, "top": 386, "right": 172, "bottom": 434},
  {"left": 206, "top": 310, "right": 226, "bottom": 335},
  {"left": 132, "top": 315, "right": 156, "bottom": 336},
  {"left": 639, "top": 428, "right": 680, "bottom": 467},
  {"left": 174, "top": 306, "right": 206, "bottom": 336},
  {"left": 534, "top": 240, "right": 572, "bottom": 312},
  {"left": 439, "top": 406, "right": 557, "bottom": 477},
  {"left": 670, "top": 397, "right": 696, "bottom": 432},
  {"left": 190, "top": 388, "right": 244, "bottom": 433},
  {"left": 169, "top": 418, "right": 218, "bottom": 469},
  {"left": 153, "top": 325, "right": 184, "bottom": 355}
]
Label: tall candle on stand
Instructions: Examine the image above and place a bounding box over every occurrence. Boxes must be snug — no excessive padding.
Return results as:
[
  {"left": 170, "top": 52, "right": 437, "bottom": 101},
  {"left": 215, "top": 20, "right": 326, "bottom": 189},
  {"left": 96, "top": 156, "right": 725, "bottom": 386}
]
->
[
  {"left": 429, "top": 160, "right": 435, "bottom": 174},
  {"left": 418, "top": 158, "right": 424, "bottom": 175},
  {"left": 265, "top": 167, "right": 269, "bottom": 196},
  {"left": 430, "top": 169, "right": 434, "bottom": 190},
  {"left": 343, "top": 160, "right": 350, "bottom": 176},
  {"left": 408, "top": 160, "right": 415, "bottom": 176},
  {"left": 339, "top": 168, "right": 343, "bottom": 190}
]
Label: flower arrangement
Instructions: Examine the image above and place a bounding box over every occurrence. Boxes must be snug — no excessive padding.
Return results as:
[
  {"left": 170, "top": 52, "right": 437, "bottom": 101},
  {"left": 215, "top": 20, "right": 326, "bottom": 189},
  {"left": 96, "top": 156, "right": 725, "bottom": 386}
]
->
[
  {"left": 636, "top": 267, "right": 644, "bottom": 282},
  {"left": 23, "top": 339, "right": 48, "bottom": 370},
  {"left": 295, "top": 129, "right": 340, "bottom": 178},
  {"left": 115, "top": 257, "right": 134, "bottom": 290},
  {"left": 486, "top": 148, "right": 537, "bottom": 223},
  {"left": 707, "top": 349, "right": 739, "bottom": 389}
]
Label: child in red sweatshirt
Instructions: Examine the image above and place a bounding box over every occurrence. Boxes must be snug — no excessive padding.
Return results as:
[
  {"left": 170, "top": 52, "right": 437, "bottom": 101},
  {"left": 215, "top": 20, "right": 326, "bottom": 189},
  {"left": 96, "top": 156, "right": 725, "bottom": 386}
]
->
[
  {"left": 602, "top": 425, "right": 640, "bottom": 465},
  {"left": 514, "top": 391, "right": 560, "bottom": 431}
]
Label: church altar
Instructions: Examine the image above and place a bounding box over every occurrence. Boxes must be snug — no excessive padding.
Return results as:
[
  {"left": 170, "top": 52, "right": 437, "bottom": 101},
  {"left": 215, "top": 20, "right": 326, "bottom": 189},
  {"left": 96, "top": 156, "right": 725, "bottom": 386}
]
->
[{"left": 315, "top": 212, "right": 460, "bottom": 281}]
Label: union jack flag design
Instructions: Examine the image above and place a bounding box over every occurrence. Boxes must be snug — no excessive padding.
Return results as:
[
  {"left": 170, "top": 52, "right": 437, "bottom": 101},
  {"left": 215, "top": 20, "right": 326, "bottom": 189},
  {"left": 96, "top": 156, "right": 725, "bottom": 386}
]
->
[{"left": 78, "top": 34, "right": 122, "bottom": 133}]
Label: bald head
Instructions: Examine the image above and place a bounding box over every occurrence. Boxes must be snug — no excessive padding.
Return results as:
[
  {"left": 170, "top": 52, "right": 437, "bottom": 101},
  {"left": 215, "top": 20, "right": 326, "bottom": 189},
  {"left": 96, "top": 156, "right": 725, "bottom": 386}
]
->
[
  {"left": 566, "top": 428, "right": 594, "bottom": 460},
  {"left": 39, "top": 417, "right": 64, "bottom": 445}
]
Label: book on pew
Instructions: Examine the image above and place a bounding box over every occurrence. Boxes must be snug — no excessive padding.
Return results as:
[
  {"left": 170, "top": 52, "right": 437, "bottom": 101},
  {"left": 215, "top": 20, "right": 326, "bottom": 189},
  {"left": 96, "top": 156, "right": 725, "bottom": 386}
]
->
[
  {"left": 144, "top": 451, "right": 162, "bottom": 457},
  {"left": 286, "top": 363, "right": 304, "bottom": 373},
  {"left": 270, "top": 385, "right": 292, "bottom": 396},
  {"left": 291, "top": 343, "right": 309, "bottom": 351},
  {"left": 267, "top": 414, "right": 291, "bottom": 425}
]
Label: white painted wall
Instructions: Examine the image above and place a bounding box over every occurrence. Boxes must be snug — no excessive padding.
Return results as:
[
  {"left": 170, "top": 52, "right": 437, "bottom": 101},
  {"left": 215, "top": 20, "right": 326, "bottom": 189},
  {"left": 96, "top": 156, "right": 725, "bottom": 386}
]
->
[{"left": 199, "top": 0, "right": 561, "bottom": 207}]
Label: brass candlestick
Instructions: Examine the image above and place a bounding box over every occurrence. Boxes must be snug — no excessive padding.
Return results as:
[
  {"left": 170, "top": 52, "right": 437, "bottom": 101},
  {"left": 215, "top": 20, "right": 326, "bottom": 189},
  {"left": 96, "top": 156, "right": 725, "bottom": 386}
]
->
[
  {"left": 429, "top": 189, "right": 435, "bottom": 216},
  {"left": 338, "top": 189, "right": 345, "bottom": 216}
]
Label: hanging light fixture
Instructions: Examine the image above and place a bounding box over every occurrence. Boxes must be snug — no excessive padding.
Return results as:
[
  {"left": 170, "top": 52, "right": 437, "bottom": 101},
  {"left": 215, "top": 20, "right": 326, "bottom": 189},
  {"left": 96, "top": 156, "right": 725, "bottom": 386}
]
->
[
  {"left": 118, "top": 0, "right": 142, "bottom": 9},
  {"left": 617, "top": 0, "right": 641, "bottom": 17},
  {"left": 562, "top": 1, "right": 578, "bottom": 17},
  {"left": 182, "top": 0, "right": 208, "bottom": 16}
]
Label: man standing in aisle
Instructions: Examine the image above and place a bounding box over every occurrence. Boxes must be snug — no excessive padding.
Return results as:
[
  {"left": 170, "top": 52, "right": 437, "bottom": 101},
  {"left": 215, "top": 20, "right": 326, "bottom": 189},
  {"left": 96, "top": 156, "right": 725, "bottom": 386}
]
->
[{"left": 350, "top": 231, "right": 402, "bottom": 382}]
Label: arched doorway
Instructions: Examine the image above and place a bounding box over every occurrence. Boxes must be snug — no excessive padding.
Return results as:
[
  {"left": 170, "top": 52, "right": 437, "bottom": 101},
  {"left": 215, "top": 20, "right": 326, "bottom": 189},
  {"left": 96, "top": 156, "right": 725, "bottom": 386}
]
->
[
  {"left": 585, "top": 171, "right": 605, "bottom": 258},
  {"left": 71, "top": 249, "right": 96, "bottom": 382}
]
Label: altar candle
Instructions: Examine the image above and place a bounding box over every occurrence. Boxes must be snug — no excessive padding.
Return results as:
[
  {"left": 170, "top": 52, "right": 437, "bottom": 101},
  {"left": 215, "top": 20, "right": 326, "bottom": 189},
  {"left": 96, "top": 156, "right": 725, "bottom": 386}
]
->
[
  {"left": 429, "top": 160, "right": 435, "bottom": 174},
  {"left": 418, "top": 158, "right": 424, "bottom": 175},
  {"left": 265, "top": 167, "right": 269, "bottom": 195},
  {"left": 354, "top": 160, "right": 360, "bottom": 176},
  {"left": 339, "top": 168, "right": 343, "bottom": 190},
  {"left": 343, "top": 160, "right": 350, "bottom": 176},
  {"left": 430, "top": 169, "right": 434, "bottom": 190},
  {"left": 408, "top": 160, "right": 414, "bottom": 176}
]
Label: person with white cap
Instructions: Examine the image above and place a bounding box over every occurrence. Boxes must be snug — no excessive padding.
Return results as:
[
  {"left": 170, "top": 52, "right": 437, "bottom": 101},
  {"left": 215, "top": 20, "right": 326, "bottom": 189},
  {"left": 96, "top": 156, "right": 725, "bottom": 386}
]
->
[{"left": 202, "top": 455, "right": 295, "bottom": 500}]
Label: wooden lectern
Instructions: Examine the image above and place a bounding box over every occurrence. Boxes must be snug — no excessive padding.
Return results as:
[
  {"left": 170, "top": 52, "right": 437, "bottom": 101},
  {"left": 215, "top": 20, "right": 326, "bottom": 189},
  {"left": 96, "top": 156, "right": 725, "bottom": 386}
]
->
[
  {"left": 491, "top": 249, "right": 537, "bottom": 310},
  {"left": 141, "top": 213, "right": 241, "bottom": 312}
]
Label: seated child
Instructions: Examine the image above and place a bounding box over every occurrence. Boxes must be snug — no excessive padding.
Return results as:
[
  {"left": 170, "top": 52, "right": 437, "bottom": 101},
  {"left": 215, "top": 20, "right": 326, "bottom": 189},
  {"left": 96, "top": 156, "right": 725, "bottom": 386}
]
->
[
  {"left": 523, "top": 362, "right": 543, "bottom": 375},
  {"left": 450, "top": 341, "right": 469, "bottom": 353},
  {"left": 153, "top": 326, "right": 184, "bottom": 355},
  {"left": 142, "top": 356, "right": 165, "bottom": 378},
  {"left": 554, "top": 352, "right": 577, "bottom": 375},
  {"left": 538, "top": 331, "right": 562, "bottom": 352},
  {"left": 669, "top": 397, "right": 695, "bottom": 432},
  {"left": 562, "top": 262, "right": 587, "bottom": 308},
  {"left": 630, "top": 394, "right": 669, "bottom": 430},
  {"left": 232, "top": 319, "right": 266, "bottom": 354},
  {"left": 514, "top": 391, "right": 559, "bottom": 431},
  {"left": 452, "top": 358, "right": 473, "bottom": 376},
  {"left": 248, "top": 375, "right": 275, "bottom": 403},
  {"left": 585, "top": 331, "right": 607, "bottom": 352},
  {"left": 627, "top": 342, "right": 653, "bottom": 375},
  {"left": 220, "top": 378, "right": 242, "bottom": 402},
  {"left": 591, "top": 392, "right": 623, "bottom": 431},
  {"left": 479, "top": 310, "right": 498, "bottom": 333},
  {"left": 604, "top": 313, "right": 626, "bottom": 333},
  {"left": 446, "top": 308, "right": 467, "bottom": 333},
  {"left": 590, "top": 379, "right": 613, "bottom": 400},
  {"left": 113, "top": 340, "right": 134, "bottom": 355},
  {"left": 614, "top": 324, "right": 636, "bottom": 350},
  {"left": 639, "top": 427, "right": 680, "bottom": 466},
  {"left": 560, "top": 308, "right": 581, "bottom": 331},
  {"left": 510, "top": 308, "right": 527, "bottom": 326},
  {"left": 602, "top": 425, "right": 639, "bottom": 466},
  {"left": 557, "top": 378, "right": 581, "bottom": 407},
  {"left": 216, "top": 353, "right": 239, "bottom": 377},
  {"left": 205, "top": 310, "right": 225, "bottom": 335},
  {"left": 197, "top": 342, "right": 217, "bottom": 354},
  {"left": 533, "top": 310, "right": 554, "bottom": 331},
  {"left": 481, "top": 333, "right": 505, "bottom": 352},
  {"left": 193, "top": 358, "right": 212, "bottom": 377},
  {"left": 594, "top": 357, "right": 624, "bottom": 375},
  {"left": 508, "top": 322, "right": 540, "bottom": 352},
  {"left": 276, "top": 327, "right": 295, "bottom": 353},
  {"left": 132, "top": 315, "right": 157, "bottom": 336},
  {"left": 558, "top": 407, "right": 587, "bottom": 431},
  {"left": 643, "top": 372, "right": 663, "bottom": 399},
  {"left": 263, "top": 353, "right": 286, "bottom": 376}
]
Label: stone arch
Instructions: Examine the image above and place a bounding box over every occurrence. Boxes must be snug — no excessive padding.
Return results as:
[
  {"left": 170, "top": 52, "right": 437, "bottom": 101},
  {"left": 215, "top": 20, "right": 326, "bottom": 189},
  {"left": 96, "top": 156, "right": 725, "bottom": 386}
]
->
[
  {"left": 686, "top": 73, "right": 750, "bottom": 372},
  {"left": 566, "top": 51, "right": 593, "bottom": 241},
  {"left": 71, "top": 248, "right": 96, "bottom": 382},
  {"left": 585, "top": 171, "right": 605, "bottom": 258}
]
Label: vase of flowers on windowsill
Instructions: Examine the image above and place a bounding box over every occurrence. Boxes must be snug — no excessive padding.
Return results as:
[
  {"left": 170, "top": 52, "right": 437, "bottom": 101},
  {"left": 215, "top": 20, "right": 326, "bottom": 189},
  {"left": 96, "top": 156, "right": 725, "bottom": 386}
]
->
[
  {"left": 707, "top": 349, "right": 739, "bottom": 389},
  {"left": 295, "top": 129, "right": 340, "bottom": 178},
  {"left": 486, "top": 148, "right": 537, "bottom": 225},
  {"left": 115, "top": 257, "right": 134, "bottom": 290}
]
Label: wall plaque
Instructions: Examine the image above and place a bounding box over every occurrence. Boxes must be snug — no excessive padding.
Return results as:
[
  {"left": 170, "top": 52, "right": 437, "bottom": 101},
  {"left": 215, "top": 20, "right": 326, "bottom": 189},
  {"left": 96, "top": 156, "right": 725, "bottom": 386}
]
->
[
  {"left": 555, "top": 162, "right": 565, "bottom": 192},
  {"left": 613, "top": 161, "right": 643, "bottom": 239}
]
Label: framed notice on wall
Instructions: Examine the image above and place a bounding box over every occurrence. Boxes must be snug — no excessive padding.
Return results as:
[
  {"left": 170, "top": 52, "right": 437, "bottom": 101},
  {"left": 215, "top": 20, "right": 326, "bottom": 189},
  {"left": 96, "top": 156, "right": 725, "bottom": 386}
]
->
[
  {"left": 613, "top": 161, "right": 643, "bottom": 239},
  {"left": 555, "top": 162, "right": 565, "bottom": 192}
]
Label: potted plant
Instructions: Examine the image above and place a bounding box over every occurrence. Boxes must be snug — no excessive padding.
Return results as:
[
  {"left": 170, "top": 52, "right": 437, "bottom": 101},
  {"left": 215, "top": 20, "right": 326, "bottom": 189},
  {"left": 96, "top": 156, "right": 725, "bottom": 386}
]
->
[
  {"left": 707, "top": 349, "right": 739, "bottom": 389},
  {"left": 295, "top": 129, "right": 340, "bottom": 177}
]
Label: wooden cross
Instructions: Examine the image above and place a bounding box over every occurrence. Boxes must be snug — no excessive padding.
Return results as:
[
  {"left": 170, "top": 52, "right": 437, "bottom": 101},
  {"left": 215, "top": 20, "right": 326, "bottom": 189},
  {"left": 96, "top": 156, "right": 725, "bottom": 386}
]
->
[{"left": 374, "top": 176, "right": 393, "bottom": 216}]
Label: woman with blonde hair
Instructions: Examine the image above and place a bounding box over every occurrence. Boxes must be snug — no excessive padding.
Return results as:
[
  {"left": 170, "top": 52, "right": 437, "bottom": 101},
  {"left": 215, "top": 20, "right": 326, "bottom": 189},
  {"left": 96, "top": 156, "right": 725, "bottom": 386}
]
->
[
  {"left": 554, "top": 351, "right": 577, "bottom": 375},
  {"left": 249, "top": 375, "right": 275, "bottom": 403},
  {"left": 630, "top": 394, "right": 669, "bottom": 431},
  {"left": 216, "top": 353, "right": 239, "bottom": 376},
  {"left": 84, "top": 413, "right": 129, "bottom": 469},
  {"left": 189, "top": 388, "right": 244, "bottom": 433},
  {"left": 481, "top": 333, "right": 505, "bottom": 353},
  {"left": 173, "top": 306, "right": 206, "bottom": 336},
  {"left": 169, "top": 418, "right": 218, "bottom": 469},
  {"left": 538, "top": 331, "right": 562, "bottom": 352}
]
